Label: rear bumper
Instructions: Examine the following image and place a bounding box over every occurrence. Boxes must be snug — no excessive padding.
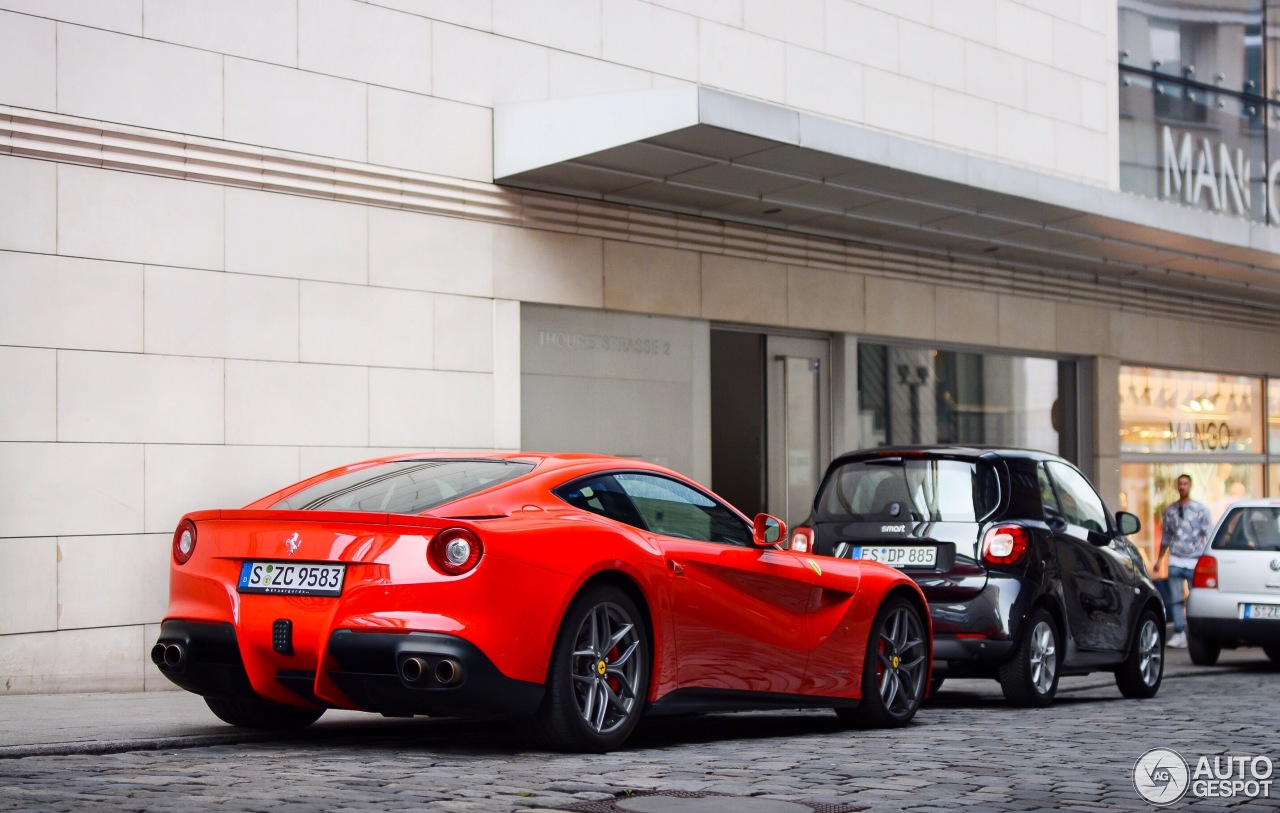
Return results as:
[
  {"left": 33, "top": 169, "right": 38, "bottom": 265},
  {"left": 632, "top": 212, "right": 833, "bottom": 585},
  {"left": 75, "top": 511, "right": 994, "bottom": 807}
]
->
[
  {"left": 925, "top": 575, "right": 1023, "bottom": 674},
  {"left": 325, "top": 630, "right": 545, "bottom": 717},
  {"left": 152, "top": 620, "right": 545, "bottom": 718},
  {"left": 1187, "top": 616, "right": 1280, "bottom": 647}
]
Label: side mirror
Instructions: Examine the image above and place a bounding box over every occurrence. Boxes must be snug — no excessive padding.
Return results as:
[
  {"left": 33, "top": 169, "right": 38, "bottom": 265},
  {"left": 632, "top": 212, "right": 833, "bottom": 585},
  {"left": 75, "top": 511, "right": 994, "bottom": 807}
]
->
[
  {"left": 752, "top": 514, "right": 786, "bottom": 548},
  {"left": 1116, "top": 511, "right": 1141, "bottom": 536}
]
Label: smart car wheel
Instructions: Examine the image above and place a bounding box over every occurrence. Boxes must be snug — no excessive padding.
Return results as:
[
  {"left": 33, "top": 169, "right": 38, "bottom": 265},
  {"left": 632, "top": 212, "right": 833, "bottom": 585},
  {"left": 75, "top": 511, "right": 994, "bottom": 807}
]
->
[
  {"left": 203, "top": 695, "right": 324, "bottom": 730},
  {"left": 999, "top": 608, "right": 1059, "bottom": 707},
  {"left": 838, "top": 595, "right": 928, "bottom": 728},
  {"left": 527, "top": 585, "right": 649, "bottom": 752},
  {"left": 1187, "top": 630, "right": 1221, "bottom": 666},
  {"left": 1115, "top": 610, "right": 1164, "bottom": 699}
]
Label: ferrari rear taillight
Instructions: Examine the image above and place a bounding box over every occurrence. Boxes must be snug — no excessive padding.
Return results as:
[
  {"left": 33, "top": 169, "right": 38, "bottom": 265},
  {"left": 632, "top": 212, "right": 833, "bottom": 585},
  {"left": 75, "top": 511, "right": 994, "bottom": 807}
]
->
[
  {"left": 1193, "top": 555, "right": 1218, "bottom": 589},
  {"left": 789, "top": 526, "right": 813, "bottom": 553},
  {"left": 981, "top": 524, "right": 1028, "bottom": 566},
  {"left": 173, "top": 519, "right": 198, "bottom": 565},
  {"left": 429, "top": 528, "right": 483, "bottom": 575}
]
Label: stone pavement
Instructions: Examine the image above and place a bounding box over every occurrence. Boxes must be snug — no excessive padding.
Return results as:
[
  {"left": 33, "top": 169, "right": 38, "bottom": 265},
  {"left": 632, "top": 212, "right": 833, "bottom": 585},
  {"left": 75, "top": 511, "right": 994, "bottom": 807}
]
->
[{"left": 0, "top": 647, "right": 1276, "bottom": 812}]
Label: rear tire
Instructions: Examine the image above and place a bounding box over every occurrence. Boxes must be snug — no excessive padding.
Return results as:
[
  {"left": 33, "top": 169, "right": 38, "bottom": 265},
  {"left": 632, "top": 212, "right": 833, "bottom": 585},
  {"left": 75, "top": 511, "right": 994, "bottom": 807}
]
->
[
  {"left": 1262, "top": 644, "right": 1280, "bottom": 664},
  {"left": 204, "top": 695, "right": 324, "bottom": 730},
  {"left": 999, "top": 608, "right": 1059, "bottom": 707},
  {"left": 836, "top": 595, "right": 928, "bottom": 728},
  {"left": 1115, "top": 611, "right": 1164, "bottom": 699},
  {"left": 523, "top": 585, "right": 649, "bottom": 753},
  {"left": 1187, "top": 630, "right": 1221, "bottom": 666}
]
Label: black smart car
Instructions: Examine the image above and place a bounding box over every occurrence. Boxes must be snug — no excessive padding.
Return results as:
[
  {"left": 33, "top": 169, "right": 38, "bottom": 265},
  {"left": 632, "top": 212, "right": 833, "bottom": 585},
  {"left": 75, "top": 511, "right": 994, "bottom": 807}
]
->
[{"left": 790, "top": 446, "right": 1164, "bottom": 707}]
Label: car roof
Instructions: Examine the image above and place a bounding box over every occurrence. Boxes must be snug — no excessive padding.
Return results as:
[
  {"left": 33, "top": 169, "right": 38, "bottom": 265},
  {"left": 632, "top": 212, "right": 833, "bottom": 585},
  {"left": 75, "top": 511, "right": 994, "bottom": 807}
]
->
[
  {"left": 1215, "top": 499, "right": 1280, "bottom": 509},
  {"left": 338, "top": 450, "right": 683, "bottom": 476},
  {"left": 829, "top": 445, "right": 1065, "bottom": 464}
]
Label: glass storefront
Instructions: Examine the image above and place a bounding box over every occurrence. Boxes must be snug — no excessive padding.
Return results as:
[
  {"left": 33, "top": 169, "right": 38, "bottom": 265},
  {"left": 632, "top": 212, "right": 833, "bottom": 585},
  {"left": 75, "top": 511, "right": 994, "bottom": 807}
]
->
[
  {"left": 857, "top": 343, "right": 1073, "bottom": 457},
  {"left": 1118, "top": 0, "right": 1280, "bottom": 224},
  {"left": 1119, "top": 365, "right": 1270, "bottom": 564}
]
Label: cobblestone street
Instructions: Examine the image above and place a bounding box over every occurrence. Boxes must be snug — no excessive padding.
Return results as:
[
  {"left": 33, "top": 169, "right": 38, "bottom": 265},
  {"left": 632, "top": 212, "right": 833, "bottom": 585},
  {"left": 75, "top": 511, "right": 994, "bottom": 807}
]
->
[{"left": 2, "top": 659, "right": 1278, "bottom": 812}]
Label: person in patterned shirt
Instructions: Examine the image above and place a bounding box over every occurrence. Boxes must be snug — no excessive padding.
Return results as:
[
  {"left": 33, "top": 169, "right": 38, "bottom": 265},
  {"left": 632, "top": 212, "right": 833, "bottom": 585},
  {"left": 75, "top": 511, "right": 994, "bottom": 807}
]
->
[{"left": 1158, "top": 473, "right": 1212, "bottom": 648}]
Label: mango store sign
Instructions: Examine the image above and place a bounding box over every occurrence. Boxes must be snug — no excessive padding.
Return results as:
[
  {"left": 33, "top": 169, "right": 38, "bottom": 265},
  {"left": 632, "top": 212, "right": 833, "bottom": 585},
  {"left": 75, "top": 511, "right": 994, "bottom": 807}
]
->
[
  {"left": 1166, "top": 420, "right": 1250, "bottom": 453},
  {"left": 1161, "top": 125, "right": 1275, "bottom": 221}
]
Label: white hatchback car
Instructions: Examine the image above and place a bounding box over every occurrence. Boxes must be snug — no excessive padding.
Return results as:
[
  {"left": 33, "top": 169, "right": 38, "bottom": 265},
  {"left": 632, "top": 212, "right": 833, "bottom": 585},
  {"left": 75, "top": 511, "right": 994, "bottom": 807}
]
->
[{"left": 1186, "top": 499, "right": 1280, "bottom": 665}]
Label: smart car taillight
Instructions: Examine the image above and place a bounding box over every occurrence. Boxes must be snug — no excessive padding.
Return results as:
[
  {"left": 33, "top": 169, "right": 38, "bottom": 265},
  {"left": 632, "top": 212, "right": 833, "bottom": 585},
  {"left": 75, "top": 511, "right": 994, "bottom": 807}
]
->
[
  {"left": 173, "top": 520, "right": 197, "bottom": 565},
  {"left": 789, "top": 526, "right": 813, "bottom": 553},
  {"left": 981, "top": 524, "right": 1028, "bottom": 566},
  {"left": 1193, "top": 554, "right": 1218, "bottom": 589},
  {"left": 429, "top": 528, "right": 483, "bottom": 575}
]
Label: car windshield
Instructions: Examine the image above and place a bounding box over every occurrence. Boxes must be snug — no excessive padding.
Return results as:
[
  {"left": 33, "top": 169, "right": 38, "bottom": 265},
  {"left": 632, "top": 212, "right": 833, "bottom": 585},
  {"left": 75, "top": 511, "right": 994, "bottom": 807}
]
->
[
  {"left": 1211, "top": 506, "right": 1280, "bottom": 551},
  {"left": 816, "top": 457, "right": 1000, "bottom": 522},
  {"left": 271, "top": 459, "right": 534, "bottom": 514}
]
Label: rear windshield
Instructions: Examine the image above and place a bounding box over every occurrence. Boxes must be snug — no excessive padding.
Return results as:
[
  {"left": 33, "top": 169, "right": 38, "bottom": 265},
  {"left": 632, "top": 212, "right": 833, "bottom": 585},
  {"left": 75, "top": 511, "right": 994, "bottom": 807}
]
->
[
  {"left": 816, "top": 457, "right": 1000, "bottom": 523},
  {"left": 1211, "top": 506, "right": 1280, "bottom": 551},
  {"left": 271, "top": 460, "right": 534, "bottom": 514}
]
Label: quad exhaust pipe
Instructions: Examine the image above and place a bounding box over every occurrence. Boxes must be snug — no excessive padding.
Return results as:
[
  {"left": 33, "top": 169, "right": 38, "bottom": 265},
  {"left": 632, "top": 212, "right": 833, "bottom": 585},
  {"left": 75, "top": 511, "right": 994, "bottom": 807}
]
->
[
  {"left": 150, "top": 642, "right": 186, "bottom": 671},
  {"left": 399, "top": 656, "right": 463, "bottom": 687}
]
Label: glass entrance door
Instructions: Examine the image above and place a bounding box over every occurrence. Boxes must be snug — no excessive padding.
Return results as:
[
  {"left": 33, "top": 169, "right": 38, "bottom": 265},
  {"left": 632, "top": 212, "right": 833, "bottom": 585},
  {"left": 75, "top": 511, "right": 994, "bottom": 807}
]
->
[{"left": 766, "top": 336, "right": 831, "bottom": 530}]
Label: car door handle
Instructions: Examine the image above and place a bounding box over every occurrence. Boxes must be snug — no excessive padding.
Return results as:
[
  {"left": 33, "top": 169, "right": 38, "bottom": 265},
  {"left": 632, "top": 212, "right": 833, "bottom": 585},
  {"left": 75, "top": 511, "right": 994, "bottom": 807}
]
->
[{"left": 667, "top": 559, "right": 684, "bottom": 576}]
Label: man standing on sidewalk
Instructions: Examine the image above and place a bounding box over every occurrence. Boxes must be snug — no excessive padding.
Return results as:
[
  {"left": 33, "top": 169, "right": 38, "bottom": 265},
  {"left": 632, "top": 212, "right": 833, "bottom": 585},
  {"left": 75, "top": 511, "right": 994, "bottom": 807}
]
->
[{"left": 1159, "top": 473, "right": 1212, "bottom": 648}]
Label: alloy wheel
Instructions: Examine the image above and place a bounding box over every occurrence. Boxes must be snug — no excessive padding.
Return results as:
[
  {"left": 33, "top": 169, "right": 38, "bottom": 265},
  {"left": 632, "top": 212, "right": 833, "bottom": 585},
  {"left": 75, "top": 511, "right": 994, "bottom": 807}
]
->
[
  {"left": 1029, "top": 619, "right": 1057, "bottom": 695},
  {"left": 569, "top": 602, "right": 643, "bottom": 735},
  {"left": 875, "top": 604, "right": 928, "bottom": 716},
  {"left": 1137, "top": 618, "right": 1162, "bottom": 686}
]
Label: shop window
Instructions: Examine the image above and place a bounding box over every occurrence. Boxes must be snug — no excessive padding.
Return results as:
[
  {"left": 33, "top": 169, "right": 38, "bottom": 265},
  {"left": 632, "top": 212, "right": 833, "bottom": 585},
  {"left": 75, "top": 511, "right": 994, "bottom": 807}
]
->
[{"left": 857, "top": 343, "right": 1071, "bottom": 459}]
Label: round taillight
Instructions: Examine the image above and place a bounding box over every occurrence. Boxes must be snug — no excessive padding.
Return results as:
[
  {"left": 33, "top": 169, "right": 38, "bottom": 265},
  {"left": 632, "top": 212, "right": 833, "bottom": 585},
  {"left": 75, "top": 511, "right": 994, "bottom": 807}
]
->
[
  {"left": 982, "top": 524, "right": 1029, "bottom": 566},
  {"left": 173, "top": 520, "right": 197, "bottom": 565},
  {"left": 430, "top": 528, "right": 482, "bottom": 575}
]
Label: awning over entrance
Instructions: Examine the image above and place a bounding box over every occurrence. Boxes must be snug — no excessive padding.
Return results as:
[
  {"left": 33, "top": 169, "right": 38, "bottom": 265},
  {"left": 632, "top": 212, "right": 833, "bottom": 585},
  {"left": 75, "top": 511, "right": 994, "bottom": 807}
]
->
[{"left": 494, "top": 86, "right": 1280, "bottom": 306}]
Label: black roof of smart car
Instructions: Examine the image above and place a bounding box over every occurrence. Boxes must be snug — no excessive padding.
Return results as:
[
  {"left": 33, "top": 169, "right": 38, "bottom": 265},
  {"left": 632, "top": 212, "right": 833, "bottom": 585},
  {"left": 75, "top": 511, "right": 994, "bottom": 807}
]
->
[{"left": 829, "top": 445, "right": 1069, "bottom": 466}]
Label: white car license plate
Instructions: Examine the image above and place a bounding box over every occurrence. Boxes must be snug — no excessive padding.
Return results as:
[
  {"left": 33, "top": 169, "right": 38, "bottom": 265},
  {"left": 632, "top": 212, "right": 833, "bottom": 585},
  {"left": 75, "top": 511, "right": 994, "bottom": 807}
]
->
[
  {"left": 237, "top": 561, "right": 345, "bottom": 597},
  {"left": 1240, "top": 603, "right": 1280, "bottom": 620},
  {"left": 851, "top": 545, "right": 937, "bottom": 568}
]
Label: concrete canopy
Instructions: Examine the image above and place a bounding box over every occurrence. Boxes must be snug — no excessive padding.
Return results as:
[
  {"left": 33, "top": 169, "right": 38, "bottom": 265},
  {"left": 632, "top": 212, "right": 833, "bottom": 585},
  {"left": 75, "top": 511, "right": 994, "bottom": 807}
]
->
[{"left": 495, "top": 86, "right": 1280, "bottom": 307}]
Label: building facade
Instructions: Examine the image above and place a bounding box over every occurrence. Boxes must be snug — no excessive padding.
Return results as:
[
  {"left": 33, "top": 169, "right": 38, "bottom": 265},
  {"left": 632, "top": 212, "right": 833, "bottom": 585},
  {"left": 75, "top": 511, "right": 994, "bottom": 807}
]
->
[{"left": 2, "top": 0, "right": 1280, "bottom": 693}]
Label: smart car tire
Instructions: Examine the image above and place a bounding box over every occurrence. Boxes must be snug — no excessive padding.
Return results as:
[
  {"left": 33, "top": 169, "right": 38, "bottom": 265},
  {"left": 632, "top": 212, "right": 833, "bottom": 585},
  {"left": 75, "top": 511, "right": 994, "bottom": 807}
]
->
[
  {"left": 1262, "top": 644, "right": 1280, "bottom": 664},
  {"left": 1115, "top": 610, "right": 1164, "bottom": 699},
  {"left": 999, "top": 608, "right": 1059, "bottom": 707},
  {"left": 1187, "top": 630, "right": 1221, "bottom": 666},
  {"left": 838, "top": 594, "right": 928, "bottom": 728},
  {"left": 527, "top": 585, "right": 650, "bottom": 753},
  {"left": 203, "top": 695, "right": 325, "bottom": 730}
]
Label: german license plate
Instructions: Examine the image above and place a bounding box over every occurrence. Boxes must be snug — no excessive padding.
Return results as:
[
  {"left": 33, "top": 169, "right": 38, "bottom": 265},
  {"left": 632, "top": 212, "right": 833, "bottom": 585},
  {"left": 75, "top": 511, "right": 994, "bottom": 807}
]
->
[
  {"left": 851, "top": 545, "right": 937, "bottom": 568},
  {"left": 237, "top": 561, "right": 345, "bottom": 597},
  {"left": 1240, "top": 603, "right": 1280, "bottom": 620}
]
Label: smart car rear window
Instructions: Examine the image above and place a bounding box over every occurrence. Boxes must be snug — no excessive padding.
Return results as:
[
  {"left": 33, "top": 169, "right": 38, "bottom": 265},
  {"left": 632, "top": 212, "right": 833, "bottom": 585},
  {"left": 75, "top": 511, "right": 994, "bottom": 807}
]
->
[
  {"left": 1212, "top": 506, "right": 1280, "bottom": 551},
  {"left": 816, "top": 457, "right": 999, "bottom": 523},
  {"left": 271, "top": 460, "right": 534, "bottom": 514}
]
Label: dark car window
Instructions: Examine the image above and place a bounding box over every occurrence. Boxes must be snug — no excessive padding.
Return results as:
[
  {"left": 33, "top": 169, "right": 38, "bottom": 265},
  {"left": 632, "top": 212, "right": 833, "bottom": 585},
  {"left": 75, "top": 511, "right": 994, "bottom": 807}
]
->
[
  {"left": 553, "top": 474, "right": 648, "bottom": 530},
  {"left": 1213, "top": 507, "right": 1280, "bottom": 551},
  {"left": 1036, "top": 464, "right": 1060, "bottom": 515},
  {"left": 555, "top": 472, "right": 752, "bottom": 546},
  {"left": 271, "top": 460, "right": 534, "bottom": 514},
  {"left": 614, "top": 474, "right": 752, "bottom": 546},
  {"left": 816, "top": 457, "right": 999, "bottom": 522},
  {"left": 1044, "top": 462, "right": 1109, "bottom": 534}
]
